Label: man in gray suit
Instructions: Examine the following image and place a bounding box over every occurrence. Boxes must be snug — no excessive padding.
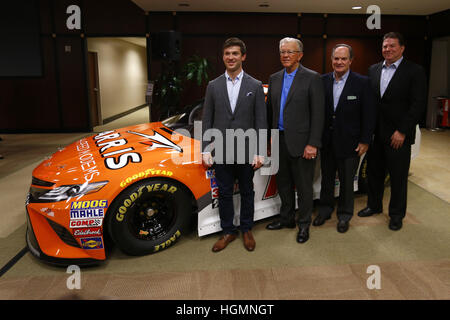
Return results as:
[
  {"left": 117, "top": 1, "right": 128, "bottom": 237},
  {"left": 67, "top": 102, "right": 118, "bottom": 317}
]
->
[
  {"left": 202, "top": 37, "right": 267, "bottom": 252},
  {"left": 266, "top": 37, "right": 325, "bottom": 244}
]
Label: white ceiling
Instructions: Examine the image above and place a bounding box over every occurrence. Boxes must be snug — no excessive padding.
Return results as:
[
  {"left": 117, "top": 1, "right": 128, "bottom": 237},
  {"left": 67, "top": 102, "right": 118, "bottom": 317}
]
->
[{"left": 131, "top": 0, "right": 449, "bottom": 15}]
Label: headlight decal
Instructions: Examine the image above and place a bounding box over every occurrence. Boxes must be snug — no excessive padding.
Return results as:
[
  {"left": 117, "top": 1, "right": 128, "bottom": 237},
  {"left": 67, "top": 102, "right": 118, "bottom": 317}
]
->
[{"left": 35, "top": 181, "right": 109, "bottom": 203}]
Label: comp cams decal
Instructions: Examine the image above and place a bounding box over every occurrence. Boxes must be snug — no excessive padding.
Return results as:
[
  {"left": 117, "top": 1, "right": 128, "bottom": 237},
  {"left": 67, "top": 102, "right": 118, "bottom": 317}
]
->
[{"left": 115, "top": 183, "right": 179, "bottom": 222}]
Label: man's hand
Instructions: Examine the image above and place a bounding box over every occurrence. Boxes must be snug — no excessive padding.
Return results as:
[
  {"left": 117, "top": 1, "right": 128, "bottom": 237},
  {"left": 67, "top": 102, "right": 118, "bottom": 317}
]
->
[
  {"left": 202, "top": 153, "right": 213, "bottom": 168},
  {"left": 390, "top": 130, "right": 405, "bottom": 149},
  {"left": 252, "top": 155, "right": 265, "bottom": 170},
  {"left": 355, "top": 143, "right": 369, "bottom": 156},
  {"left": 303, "top": 145, "right": 317, "bottom": 160}
]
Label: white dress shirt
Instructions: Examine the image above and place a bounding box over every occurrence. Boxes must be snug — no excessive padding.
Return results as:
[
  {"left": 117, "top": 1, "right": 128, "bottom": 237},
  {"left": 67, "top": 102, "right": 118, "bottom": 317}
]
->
[
  {"left": 225, "top": 69, "right": 244, "bottom": 113},
  {"left": 380, "top": 56, "right": 403, "bottom": 98},
  {"left": 333, "top": 70, "right": 350, "bottom": 111}
]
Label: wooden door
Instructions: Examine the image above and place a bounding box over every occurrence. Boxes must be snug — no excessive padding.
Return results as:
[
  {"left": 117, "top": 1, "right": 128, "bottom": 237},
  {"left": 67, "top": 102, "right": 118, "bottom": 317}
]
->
[{"left": 87, "top": 51, "right": 101, "bottom": 126}]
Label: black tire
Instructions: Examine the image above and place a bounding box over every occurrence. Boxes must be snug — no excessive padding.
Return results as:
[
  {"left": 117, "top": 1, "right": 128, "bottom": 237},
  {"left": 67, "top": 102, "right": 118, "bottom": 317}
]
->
[
  {"left": 357, "top": 154, "right": 368, "bottom": 194},
  {"left": 106, "top": 179, "right": 192, "bottom": 256}
]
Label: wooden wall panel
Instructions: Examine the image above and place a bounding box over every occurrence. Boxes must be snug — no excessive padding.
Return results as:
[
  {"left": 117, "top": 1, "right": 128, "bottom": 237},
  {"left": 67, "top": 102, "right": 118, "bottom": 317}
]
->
[
  {"left": 300, "top": 37, "right": 325, "bottom": 74},
  {"left": 149, "top": 12, "right": 175, "bottom": 32},
  {"left": 325, "top": 38, "right": 381, "bottom": 75},
  {"left": 0, "top": 37, "right": 60, "bottom": 131},
  {"left": 178, "top": 13, "right": 297, "bottom": 35},
  {"left": 326, "top": 15, "right": 373, "bottom": 37},
  {"left": 379, "top": 15, "right": 427, "bottom": 38},
  {"left": 429, "top": 9, "right": 449, "bottom": 38},
  {"left": 300, "top": 15, "right": 325, "bottom": 36},
  {"left": 83, "top": 0, "right": 146, "bottom": 35}
]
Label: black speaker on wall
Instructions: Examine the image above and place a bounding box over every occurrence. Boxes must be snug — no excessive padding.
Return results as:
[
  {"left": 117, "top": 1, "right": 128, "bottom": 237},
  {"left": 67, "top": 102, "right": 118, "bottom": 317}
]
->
[{"left": 151, "top": 30, "right": 181, "bottom": 61}]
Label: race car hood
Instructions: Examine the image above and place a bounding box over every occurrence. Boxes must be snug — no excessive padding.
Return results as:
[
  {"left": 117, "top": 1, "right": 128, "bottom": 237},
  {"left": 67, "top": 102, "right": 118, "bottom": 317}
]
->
[{"left": 32, "top": 122, "right": 191, "bottom": 186}]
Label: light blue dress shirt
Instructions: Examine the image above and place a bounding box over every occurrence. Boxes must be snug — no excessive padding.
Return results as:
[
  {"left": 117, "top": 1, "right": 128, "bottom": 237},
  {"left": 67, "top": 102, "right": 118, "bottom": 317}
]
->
[
  {"left": 332, "top": 70, "right": 350, "bottom": 111},
  {"left": 279, "top": 68, "right": 298, "bottom": 130},
  {"left": 225, "top": 70, "right": 244, "bottom": 113},
  {"left": 380, "top": 56, "right": 403, "bottom": 97}
]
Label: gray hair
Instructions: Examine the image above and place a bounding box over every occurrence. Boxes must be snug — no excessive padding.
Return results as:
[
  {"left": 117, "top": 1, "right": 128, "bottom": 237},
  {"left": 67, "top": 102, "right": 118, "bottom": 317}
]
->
[
  {"left": 279, "top": 37, "right": 303, "bottom": 52},
  {"left": 331, "top": 44, "right": 353, "bottom": 60}
]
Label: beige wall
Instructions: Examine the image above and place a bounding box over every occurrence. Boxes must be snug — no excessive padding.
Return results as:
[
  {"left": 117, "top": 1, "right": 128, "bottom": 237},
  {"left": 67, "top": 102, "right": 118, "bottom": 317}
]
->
[{"left": 87, "top": 38, "right": 148, "bottom": 121}]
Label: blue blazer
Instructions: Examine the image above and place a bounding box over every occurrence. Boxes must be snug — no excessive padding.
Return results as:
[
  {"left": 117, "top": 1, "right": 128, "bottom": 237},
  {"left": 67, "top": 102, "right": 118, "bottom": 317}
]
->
[{"left": 321, "top": 71, "right": 376, "bottom": 158}]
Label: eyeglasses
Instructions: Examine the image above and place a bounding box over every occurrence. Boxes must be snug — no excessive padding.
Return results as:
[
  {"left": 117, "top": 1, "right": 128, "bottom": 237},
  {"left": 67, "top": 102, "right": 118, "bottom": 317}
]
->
[{"left": 280, "top": 50, "right": 300, "bottom": 55}]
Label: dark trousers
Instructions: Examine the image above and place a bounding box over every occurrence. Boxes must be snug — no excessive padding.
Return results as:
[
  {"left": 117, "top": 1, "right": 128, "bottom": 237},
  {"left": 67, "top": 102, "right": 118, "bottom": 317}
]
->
[
  {"left": 276, "top": 133, "right": 315, "bottom": 228},
  {"left": 319, "top": 146, "right": 359, "bottom": 222},
  {"left": 367, "top": 138, "right": 411, "bottom": 219},
  {"left": 214, "top": 163, "right": 255, "bottom": 234}
]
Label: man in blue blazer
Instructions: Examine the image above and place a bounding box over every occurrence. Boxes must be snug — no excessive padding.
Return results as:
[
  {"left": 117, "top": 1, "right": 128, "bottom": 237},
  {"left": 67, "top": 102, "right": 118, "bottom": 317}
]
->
[{"left": 314, "top": 44, "right": 376, "bottom": 232}]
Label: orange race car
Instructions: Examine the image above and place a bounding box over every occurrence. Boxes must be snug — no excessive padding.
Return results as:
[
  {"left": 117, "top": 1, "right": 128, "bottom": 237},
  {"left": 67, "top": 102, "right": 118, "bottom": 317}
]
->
[
  {"left": 25, "top": 101, "right": 282, "bottom": 265},
  {"left": 25, "top": 100, "right": 421, "bottom": 266}
]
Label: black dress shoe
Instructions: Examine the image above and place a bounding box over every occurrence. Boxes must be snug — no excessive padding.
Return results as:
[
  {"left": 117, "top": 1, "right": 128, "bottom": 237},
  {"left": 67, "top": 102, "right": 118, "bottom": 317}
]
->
[
  {"left": 357, "top": 207, "right": 382, "bottom": 217},
  {"left": 312, "top": 215, "right": 329, "bottom": 226},
  {"left": 296, "top": 227, "right": 309, "bottom": 243},
  {"left": 266, "top": 220, "right": 296, "bottom": 230},
  {"left": 337, "top": 220, "right": 349, "bottom": 233},
  {"left": 389, "top": 218, "right": 403, "bottom": 231}
]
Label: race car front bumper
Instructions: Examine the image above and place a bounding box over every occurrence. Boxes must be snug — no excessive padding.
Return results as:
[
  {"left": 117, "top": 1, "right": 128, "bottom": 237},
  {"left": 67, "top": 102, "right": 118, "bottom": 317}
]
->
[{"left": 25, "top": 207, "right": 104, "bottom": 267}]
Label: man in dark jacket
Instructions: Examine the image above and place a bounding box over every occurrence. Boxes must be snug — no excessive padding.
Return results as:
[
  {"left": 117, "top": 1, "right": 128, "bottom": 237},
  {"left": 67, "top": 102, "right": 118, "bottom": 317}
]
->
[
  {"left": 358, "top": 32, "right": 427, "bottom": 231},
  {"left": 314, "top": 44, "right": 376, "bottom": 233}
]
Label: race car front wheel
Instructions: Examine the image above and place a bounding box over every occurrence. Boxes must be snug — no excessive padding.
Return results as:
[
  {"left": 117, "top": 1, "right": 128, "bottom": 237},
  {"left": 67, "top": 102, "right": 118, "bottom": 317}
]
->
[{"left": 106, "top": 179, "right": 192, "bottom": 256}]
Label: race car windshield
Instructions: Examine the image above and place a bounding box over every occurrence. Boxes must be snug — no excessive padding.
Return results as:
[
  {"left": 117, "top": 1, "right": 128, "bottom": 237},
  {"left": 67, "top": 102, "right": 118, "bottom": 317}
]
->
[{"left": 162, "top": 100, "right": 203, "bottom": 137}]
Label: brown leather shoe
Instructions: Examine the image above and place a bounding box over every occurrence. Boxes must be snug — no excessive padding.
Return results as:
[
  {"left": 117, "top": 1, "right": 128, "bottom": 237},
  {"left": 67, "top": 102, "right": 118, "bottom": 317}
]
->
[
  {"left": 212, "top": 233, "right": 237, "bottom": 252},
  {"left": 243, "top": 231, "right": 255, "bottom": 251}
]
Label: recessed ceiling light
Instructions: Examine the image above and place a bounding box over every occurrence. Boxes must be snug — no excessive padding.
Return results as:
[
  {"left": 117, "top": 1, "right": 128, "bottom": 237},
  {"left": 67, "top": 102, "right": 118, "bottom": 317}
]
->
[{"left": 352, "top": 6, "right": 362, "bottom": 10}]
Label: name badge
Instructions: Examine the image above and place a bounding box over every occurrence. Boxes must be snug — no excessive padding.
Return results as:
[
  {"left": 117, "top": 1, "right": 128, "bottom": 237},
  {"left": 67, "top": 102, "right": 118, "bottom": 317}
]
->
[{"left": 347, "top": 96, "right": 357, "bottom": 100}]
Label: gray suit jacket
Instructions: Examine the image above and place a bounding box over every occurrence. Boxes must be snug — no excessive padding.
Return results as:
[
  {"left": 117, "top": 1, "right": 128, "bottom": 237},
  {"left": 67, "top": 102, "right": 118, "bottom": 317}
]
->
[
  {"left": 202, "top": 72, "right": 267, "bottom": 164},
  {"left": 267, "top": 65, "right": 325, "bottom": 157}
]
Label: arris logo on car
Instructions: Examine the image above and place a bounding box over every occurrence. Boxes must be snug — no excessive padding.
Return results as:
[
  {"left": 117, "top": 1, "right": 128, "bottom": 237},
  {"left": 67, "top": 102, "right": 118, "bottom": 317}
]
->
[{"left": 94, "top": 129, "right": 182, "bottom": 170}]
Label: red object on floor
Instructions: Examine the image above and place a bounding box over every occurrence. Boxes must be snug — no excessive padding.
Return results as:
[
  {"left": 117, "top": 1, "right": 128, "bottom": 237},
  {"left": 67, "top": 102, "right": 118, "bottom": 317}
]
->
[{"left": 441, "top": 99, "right": 449, "bottom": 127}]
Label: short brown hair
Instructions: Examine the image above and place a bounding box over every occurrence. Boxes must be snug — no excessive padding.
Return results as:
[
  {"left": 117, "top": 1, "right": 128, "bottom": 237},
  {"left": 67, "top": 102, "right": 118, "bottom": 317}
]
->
[
  {"left": 383, "top": 32, "right": 405, "bottom": 46},
  {"left": 332, "top": 44, "right": 353, "bottom": 60},
  {"left": 223, "top": 37, "right": 246, "bottom": 55}
]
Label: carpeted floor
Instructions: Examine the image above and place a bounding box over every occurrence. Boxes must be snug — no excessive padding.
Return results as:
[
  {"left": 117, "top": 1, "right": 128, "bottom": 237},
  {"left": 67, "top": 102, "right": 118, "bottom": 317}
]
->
[{"left": 0, "top": 110, "right": 449, "bottom": 300}]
